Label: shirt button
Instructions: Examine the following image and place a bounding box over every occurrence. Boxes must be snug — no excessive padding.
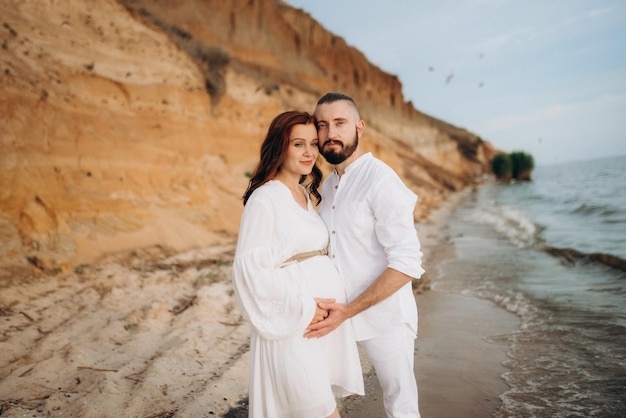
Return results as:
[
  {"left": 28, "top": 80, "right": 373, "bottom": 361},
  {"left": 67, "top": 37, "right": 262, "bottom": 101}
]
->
[
  {"left": 332, "top": 230, "right": 336, "bottom": 234},
  {"left": 332, "top": 254, "right": 336, "bottom": 259},
  {"left": 335, "top": 185, "right": 338, "bottom": 189},
  {"left": 332, "top": 205, "right": 335, "bottom": 209}
]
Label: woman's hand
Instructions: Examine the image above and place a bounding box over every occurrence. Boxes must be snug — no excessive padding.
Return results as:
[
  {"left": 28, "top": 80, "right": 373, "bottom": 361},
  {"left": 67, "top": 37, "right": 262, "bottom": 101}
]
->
[
  {"left": 309, "top": 298, "right": 334, "bottom": 325},
  {"left": 304, "top": 301, "right": 351, "bottom": 338}
]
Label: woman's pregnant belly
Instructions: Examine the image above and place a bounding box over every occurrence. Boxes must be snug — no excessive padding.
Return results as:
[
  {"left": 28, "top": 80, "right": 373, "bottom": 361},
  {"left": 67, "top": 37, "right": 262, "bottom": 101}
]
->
[{"left": 296, "top": 256, "right": 347, "bottom": 303}]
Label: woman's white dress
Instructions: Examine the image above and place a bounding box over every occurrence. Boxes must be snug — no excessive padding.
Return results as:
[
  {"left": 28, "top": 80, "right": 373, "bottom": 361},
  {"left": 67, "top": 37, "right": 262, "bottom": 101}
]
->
[{"left": 232, "top": 180, "right": 364, "bottom": 418}]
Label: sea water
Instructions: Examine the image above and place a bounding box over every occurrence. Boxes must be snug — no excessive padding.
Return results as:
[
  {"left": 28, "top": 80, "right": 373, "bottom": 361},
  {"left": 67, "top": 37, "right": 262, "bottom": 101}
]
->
[{"left": 433, "top": 154, "right": 626, "bottom": 417}]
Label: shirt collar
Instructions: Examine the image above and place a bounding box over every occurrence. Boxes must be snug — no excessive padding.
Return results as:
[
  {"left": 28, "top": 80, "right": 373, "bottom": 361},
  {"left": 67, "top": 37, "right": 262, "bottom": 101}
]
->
[{"left": 334, "top": 152, "right": 372, "bottom": 176}]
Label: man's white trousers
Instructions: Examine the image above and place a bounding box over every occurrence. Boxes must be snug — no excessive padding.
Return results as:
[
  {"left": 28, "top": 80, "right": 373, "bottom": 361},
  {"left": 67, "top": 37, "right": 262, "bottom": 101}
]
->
[{"left": 358, "top": 325, "right": 420, "bottom": 418}]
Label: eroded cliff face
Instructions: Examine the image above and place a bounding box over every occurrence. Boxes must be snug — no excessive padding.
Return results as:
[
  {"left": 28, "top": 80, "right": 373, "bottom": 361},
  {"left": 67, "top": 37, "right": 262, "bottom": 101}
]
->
[{"left": 0, "top": 0, "right": 497, "bottom": 270}]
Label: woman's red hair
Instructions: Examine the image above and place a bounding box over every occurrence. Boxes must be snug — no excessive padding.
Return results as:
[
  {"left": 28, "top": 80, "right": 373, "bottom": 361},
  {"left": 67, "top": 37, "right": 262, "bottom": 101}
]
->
[{"left": 242, "top": 111, "right": 322, "bottom": 206}]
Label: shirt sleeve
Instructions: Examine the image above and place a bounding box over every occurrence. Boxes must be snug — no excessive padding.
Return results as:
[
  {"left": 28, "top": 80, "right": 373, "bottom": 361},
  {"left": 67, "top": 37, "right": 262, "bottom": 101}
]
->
[
  {"left": 371, "top": 173, "right": 425, "bottom": 280},
  {"left": 232, "top": 197, "right": 316, "bottom": 340}
]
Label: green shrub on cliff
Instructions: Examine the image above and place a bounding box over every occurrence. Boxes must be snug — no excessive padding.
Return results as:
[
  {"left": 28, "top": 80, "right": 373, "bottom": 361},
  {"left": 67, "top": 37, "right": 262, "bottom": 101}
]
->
[
  {"left": 491, "top": 151, "right": 534, "bottom": 181},
  {"left": 510, "top": 151, "right": 535, "bottom": 180},
  {"left": 491, "top": 153, "right": 512, "bottom": 180}
]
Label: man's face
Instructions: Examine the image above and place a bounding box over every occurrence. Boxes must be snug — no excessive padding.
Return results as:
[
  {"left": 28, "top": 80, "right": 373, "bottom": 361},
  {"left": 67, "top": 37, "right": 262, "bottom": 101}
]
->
[{"left": 315, "top": 101, "right": 361, "bottom": 165}]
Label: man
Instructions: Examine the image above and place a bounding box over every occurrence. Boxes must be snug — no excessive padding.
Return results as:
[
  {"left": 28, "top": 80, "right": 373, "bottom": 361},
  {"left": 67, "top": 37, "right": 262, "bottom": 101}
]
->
[{"left": 306, "top": 92, "right": 425, "bottom": 417}]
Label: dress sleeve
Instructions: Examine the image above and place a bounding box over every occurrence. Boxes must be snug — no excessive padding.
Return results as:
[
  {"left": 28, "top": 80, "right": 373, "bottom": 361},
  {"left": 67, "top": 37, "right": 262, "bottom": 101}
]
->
[
  {"left": 372, "top": 173, "right": 425, "bottom": 280},
  {"left": 232, "top": 197, "right": 316, "bottom": 340}
]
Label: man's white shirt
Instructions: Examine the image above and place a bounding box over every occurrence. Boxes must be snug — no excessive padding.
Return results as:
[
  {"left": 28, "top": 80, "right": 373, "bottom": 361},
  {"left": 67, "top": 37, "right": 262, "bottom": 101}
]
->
[{"left": 319, "top": 153, "right": 425, "bottom": 341}]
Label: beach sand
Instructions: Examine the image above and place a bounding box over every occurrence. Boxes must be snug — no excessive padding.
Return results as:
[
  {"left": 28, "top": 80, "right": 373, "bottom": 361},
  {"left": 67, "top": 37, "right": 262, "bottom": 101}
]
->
[{"left": 0, "top": 190, "right": 520, "bottom": 417}]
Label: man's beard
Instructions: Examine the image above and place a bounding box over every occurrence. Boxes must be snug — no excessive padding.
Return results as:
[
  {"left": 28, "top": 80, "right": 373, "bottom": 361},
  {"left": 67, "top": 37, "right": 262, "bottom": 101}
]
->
[{"left": 320, "top": 127, "right": 359, "bottom": 165}]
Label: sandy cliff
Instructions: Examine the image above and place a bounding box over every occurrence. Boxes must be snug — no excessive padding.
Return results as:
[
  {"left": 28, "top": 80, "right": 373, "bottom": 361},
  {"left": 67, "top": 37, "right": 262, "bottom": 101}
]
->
[{"left": 0, "top": 0, "right": 497, "bottom": 271}]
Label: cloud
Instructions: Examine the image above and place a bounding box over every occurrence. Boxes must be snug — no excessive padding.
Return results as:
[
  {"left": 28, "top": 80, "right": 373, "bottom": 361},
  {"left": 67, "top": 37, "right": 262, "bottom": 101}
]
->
[
  {"left": 586, "top": 6, "right": 613, "bottom": 18},
  {"left": 484, "top": 91, "right": 626, "bottom": 132},
  {"left": 545, "top": 105, "right": 566, "bottom": 116}
]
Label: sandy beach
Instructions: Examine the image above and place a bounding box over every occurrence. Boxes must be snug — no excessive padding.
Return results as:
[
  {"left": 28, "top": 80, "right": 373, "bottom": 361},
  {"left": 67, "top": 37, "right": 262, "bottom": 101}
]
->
[{"left": 0, "top": 190, "right": 520, "bottom": 417}]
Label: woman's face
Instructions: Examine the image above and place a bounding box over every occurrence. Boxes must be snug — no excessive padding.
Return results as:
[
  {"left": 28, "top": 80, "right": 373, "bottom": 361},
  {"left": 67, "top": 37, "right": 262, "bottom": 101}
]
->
[{"left": 280, "top": 123, "right": 319, "bottom": 177}]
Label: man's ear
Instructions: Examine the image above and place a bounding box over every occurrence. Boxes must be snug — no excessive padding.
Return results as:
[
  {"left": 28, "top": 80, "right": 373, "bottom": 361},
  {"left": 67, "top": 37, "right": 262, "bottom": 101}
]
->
[{"left": 357, "top": 119, "right": 365, "bottom": 136}]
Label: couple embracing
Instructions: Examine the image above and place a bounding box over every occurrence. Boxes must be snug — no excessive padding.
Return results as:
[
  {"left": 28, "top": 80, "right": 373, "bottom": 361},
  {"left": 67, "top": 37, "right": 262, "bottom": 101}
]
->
[{"left": 232, "top": 92, "right": 425, "bottom": 418}]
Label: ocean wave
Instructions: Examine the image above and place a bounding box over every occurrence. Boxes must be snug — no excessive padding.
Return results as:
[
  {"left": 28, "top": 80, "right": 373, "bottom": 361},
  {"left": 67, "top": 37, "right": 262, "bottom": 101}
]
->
[
  {"left": 542, "top": 246, "right": 626, "bottom": 273},
  {"left": 469, "top": 201, "right": 541, "bottom": 249},
  {"left": 603, "top": 217, "right": 626, "bottom": 224},
  {"left": 571, "top": 203, "right": 622, "bottom": 217}
]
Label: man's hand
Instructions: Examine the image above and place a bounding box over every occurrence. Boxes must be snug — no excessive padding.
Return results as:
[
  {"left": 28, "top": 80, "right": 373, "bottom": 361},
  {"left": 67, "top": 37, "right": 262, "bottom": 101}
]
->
[
  {"left": 305, "top": 269, "right": 414, "bottom": 338},
  {"left": 309, "top": 298, "right": 335, "bottom": 326},
  {"left": 304, "top": 301, "right": 351, "bottom": 338}
]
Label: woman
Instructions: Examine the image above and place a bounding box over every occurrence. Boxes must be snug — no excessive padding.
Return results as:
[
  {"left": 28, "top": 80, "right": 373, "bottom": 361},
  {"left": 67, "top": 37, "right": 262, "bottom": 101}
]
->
[{"left": 232, "top": 111, "right": 363, "bottom": 418}]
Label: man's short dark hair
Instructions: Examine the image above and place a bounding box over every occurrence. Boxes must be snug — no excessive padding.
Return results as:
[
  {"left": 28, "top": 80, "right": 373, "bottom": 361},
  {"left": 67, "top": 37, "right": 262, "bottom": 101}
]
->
[
  {"left": 316, "top": 92, "right": 361, "bottom": 120},
  {"left": 316, "top": 92, "right": 356, "bottom": 107}
]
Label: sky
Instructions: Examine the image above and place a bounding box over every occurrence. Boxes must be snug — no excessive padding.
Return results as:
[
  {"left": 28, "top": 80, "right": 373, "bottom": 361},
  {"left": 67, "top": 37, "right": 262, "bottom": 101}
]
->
[{"left": 284, "top": 0, "right": 626, "bottom": 166}]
